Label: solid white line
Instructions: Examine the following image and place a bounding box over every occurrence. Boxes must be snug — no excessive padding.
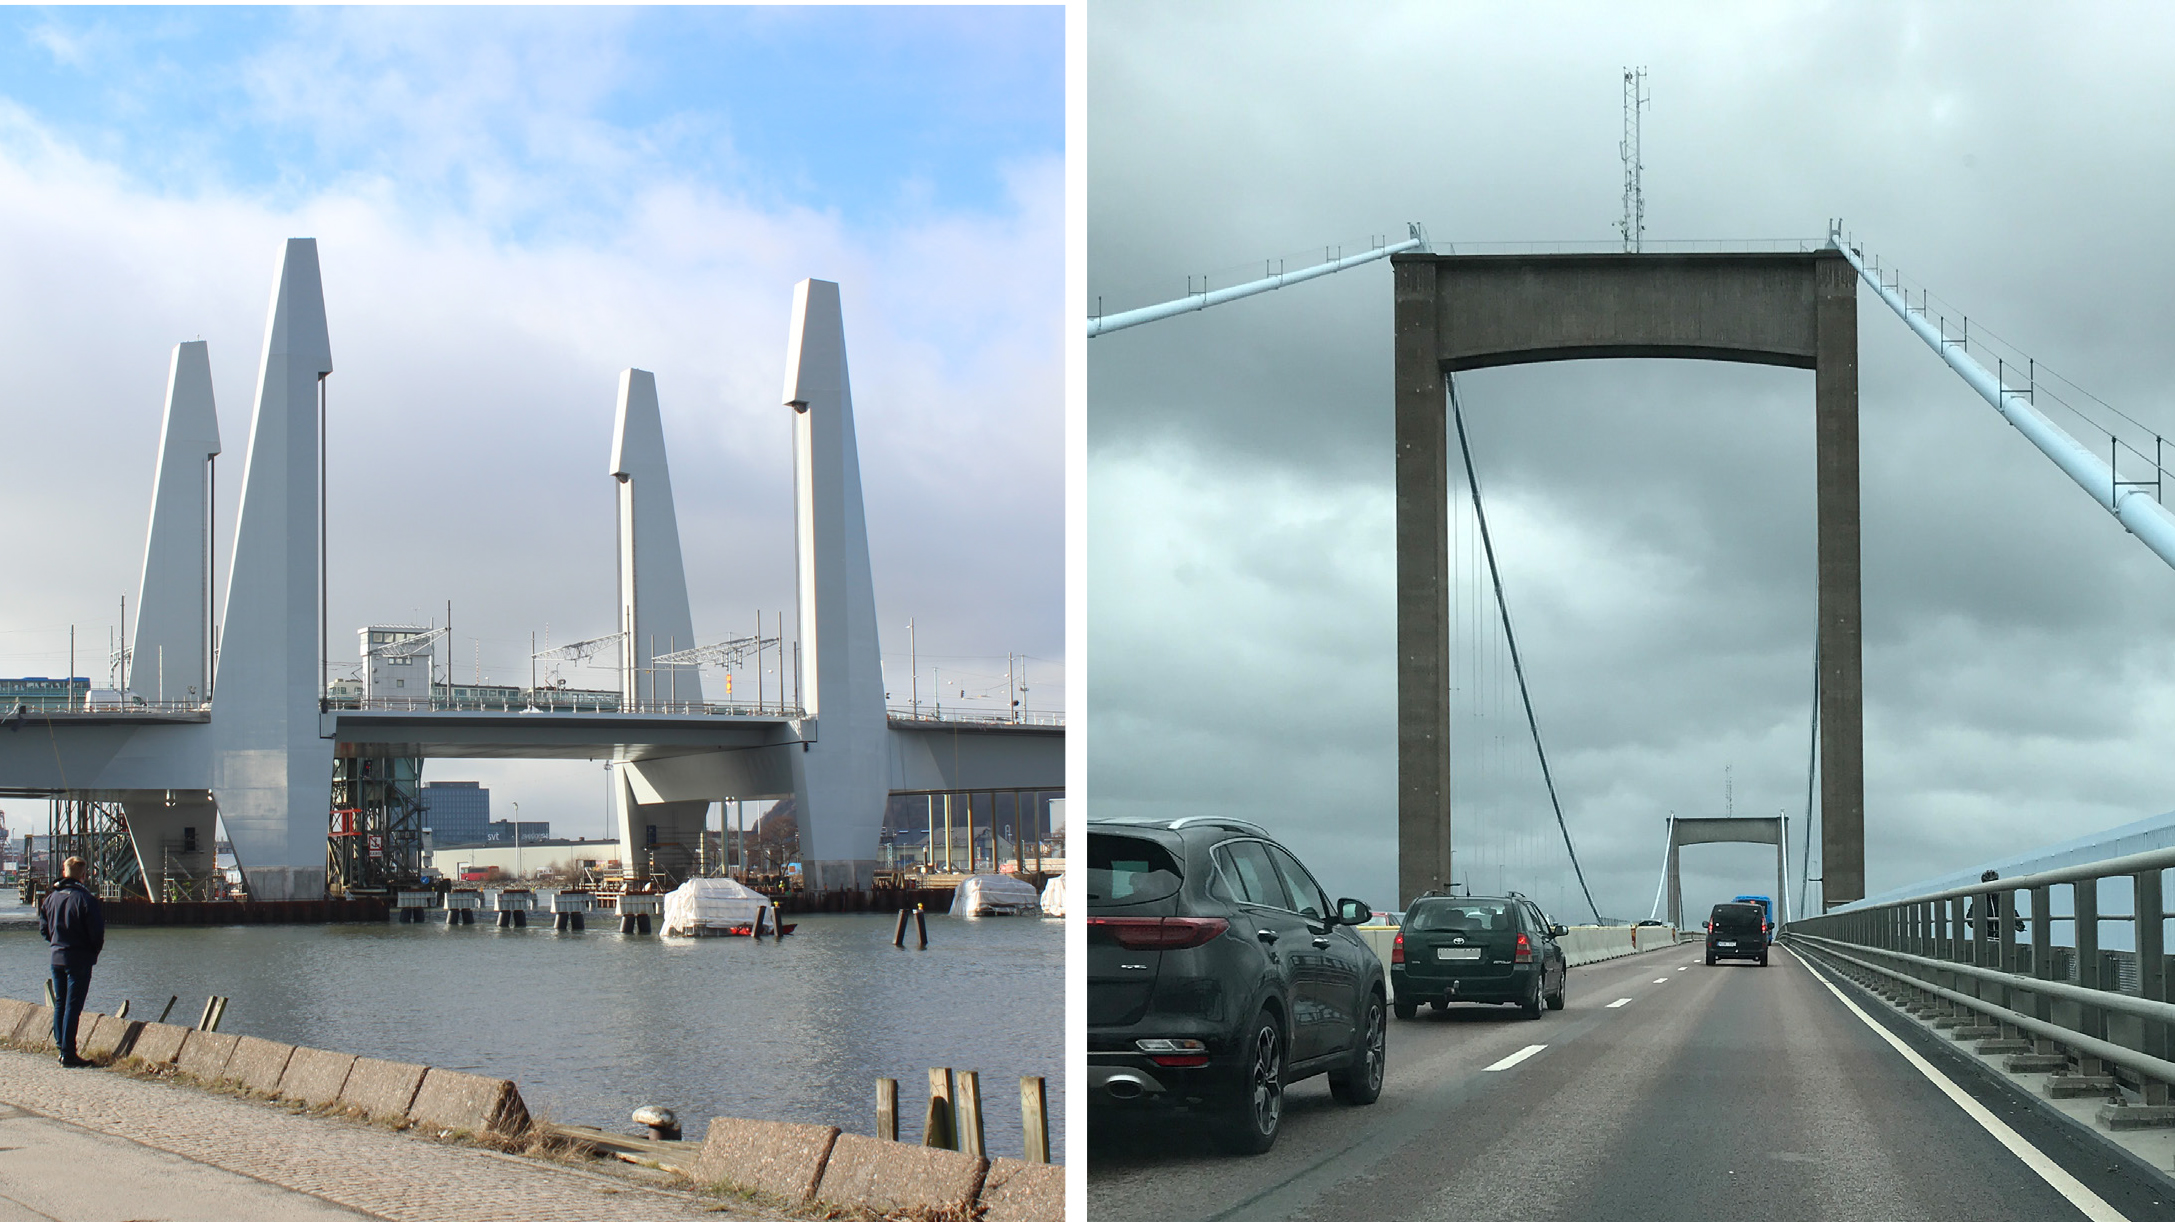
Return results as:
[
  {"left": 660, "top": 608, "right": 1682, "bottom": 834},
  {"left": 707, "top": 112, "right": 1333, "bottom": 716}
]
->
[
  {"left": 1483, "top": 1043, "right": 1547, "bottom": 1072},
  {"left": 1606, "top": 998, "right": 1633, "bottom": 1009},
  {"left": 1791, "top": 948, "right": 2130, "bottom": 1222}
]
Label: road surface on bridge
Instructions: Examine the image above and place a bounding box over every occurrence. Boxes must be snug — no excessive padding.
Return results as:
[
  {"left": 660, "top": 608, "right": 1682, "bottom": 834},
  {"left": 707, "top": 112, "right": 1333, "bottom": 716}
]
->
[{"left": 1089, "top": 942, "right": 2175, "bottom": 1221}]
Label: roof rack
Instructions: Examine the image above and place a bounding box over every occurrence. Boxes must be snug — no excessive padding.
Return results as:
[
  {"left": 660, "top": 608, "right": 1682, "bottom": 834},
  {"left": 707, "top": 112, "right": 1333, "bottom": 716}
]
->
[{"left": 1167, "top": 816, "right": 1270, "bottom": 836}]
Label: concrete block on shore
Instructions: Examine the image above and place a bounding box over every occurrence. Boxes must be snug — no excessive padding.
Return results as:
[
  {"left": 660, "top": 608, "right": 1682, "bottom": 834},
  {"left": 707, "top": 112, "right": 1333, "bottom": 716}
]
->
[
  {"left": 11, "top": 1005, "right": 55, "bottom": 1051},
  {"left": 223, "top": 1036, "right": 296, "bottom": 1094},
  {"left": 126, "top": 1022, "right": 192, "bottom": 1066},
  {"left": 175, "top": 1030, "right": 240, "bottom": 1081},
  {"left": 0, "top": 999, "right": 34, "bottom": 1041},
  {"left": 81, "top": 1015, "right": 144, "bottom": 1063},
  {"left": 978, "top": 1158, "right": 1065, "bottom": 1222},
  {"left": 693, "top": 1116, "right": 841, "bottom": 1202},
  {"left": 276, "top": 1047, "right": 357, "bottom": 1108},
  {"left": 338, "top": 1056, "right": 428, "bottom": 1121},
  {"left": 814, "top": 1133, "right": 986, "bottom": 1214},
  {"left": 407, "top": 1068, "right": 530, "bottom": 1137}
]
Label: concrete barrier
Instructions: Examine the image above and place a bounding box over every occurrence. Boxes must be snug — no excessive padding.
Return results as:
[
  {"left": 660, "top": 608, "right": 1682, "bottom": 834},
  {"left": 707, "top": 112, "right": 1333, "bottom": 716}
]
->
[
  {"left": 126, "top": 1021, "right": 191, "bottom": 1066},
  {"left": 81, "top": 1015, "right": 144, "bottom": 1062},
  {"left": 337, "top": 1056, "right": 428, "bottom": 1120},
  {"left": 10, "top": 1005, "right": 55, "bottom": 1051},
  {"left": 222, "top": 1036, "right": 296, "bottom": 1094},
  {"left": 814, "top": 1133, "right": 986, "bottom": 1214},
  {"left": 275, "top": 1047, "right": 357, "bottom": 1108},
  {"left": 175, "top": 1030, "right": 240, "bottom": 1081},
  {"left": 978, "top": 1157, "right": 1066, "bottom": 1222},
  {"left": 692, "top": 1116, "right": 841, "bottom": 1203},
  {"left": 406, "top": 1067, "right": 530, "bottom": 1137},
  {"left": 0, "top": 999, "right": 34, "bottom": 1041}
]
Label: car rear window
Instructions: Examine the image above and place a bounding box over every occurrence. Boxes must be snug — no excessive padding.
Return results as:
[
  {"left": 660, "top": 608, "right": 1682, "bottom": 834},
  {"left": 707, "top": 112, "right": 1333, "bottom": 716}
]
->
[
  {"left": 1712, "top": 903, "right": 1765, "bottom": 927},
  {"left": 1087, "top": 834, "right": 1183, "bottom": 906},
  {"left": 1408, "top": 901, "right": 1515, "bottom": 932}
]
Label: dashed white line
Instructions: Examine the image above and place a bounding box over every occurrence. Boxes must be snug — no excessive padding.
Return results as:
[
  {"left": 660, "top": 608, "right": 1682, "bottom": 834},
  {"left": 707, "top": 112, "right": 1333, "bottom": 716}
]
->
[
  {"left": 1483, "top": 1044, "right": 1548, "bottom": 1072},
  {"left": 1606, "top": 998, "right": 1633, "bottom": 1008},
  {"left": 1676, "top": 966, "right": 1689, "bottom": 972},
  {"left": 1652, "top": 978, "right": 1670, "bottom": 984},
  {"left": 1792, "top": 946, "right": 2128, "bottom": 1222}
]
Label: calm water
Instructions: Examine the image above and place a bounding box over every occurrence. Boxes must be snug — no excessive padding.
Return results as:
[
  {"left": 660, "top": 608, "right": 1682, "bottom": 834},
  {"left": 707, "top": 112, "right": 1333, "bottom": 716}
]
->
[{"left": 0, "top": 905, "right": 1063, "bottom": 1159}]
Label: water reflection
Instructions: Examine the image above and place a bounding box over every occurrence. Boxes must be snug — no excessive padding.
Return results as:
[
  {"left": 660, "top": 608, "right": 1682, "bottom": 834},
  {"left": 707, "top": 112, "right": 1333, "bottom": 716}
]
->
[{"left": 0, "top": 910, "right": 1064, "bottom": 1159}]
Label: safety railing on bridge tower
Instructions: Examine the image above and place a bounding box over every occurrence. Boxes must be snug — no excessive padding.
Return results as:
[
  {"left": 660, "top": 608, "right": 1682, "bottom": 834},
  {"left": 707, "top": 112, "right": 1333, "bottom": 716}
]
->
[{"left": 1785, "top": 847, "right": 2175, "bottom": 1112}]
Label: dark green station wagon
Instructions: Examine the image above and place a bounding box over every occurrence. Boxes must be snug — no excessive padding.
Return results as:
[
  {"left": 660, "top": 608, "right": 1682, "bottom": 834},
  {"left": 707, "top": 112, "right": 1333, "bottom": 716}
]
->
[{"left": 1390, "top": 894, "right": 1568, "bottom": 1020}]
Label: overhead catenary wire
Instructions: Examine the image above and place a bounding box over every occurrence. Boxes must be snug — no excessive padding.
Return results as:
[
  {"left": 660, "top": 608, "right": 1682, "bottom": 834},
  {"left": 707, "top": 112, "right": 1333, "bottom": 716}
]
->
[{"left": 1448, "top": 375, "right": 1603, "bottom": 923}]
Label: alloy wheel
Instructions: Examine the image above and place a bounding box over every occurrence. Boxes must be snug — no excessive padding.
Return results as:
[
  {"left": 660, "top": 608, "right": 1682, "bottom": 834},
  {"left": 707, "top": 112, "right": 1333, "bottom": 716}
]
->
[{"left": 1249, "top": 1022, "right": 1284, "bottom": 1135}]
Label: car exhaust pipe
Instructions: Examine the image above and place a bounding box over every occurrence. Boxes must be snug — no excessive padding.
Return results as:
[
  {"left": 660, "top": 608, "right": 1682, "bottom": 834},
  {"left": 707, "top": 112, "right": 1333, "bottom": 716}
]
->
[{"left": 1095, "top": 1067, "right": 1165, "bottom": 1101}]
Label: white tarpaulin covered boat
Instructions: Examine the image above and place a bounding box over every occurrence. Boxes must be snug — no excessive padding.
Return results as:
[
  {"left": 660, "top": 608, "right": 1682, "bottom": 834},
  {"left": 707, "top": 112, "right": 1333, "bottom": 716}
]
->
[
  {"left": 1040, "top": 873, "right": 1066, "bottom": 918},
  {"left": 662, "top": 877, "right": 784, "bottom": 936},
  {"left": 949, "top": 872, "right": 1042, "bottom": 917}
]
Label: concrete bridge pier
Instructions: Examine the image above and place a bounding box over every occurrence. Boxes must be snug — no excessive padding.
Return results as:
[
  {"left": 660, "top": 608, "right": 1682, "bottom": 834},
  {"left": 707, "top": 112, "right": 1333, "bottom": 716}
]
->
[{"left": 1392, "top": 248, "right": 1864, "bottom": 909}]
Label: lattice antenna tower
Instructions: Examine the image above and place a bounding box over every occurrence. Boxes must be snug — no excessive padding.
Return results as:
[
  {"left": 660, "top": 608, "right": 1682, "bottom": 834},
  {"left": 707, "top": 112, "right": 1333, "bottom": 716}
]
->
[{"left": 1618, "top": 67, "right": 1650, "bottom": 252}]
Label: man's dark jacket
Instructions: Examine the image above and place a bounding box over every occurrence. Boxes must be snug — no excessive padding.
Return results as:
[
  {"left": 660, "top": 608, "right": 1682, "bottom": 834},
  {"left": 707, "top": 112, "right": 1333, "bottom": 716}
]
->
[{"left": 38, "top": 880, "right": 104, "bottom": 968}]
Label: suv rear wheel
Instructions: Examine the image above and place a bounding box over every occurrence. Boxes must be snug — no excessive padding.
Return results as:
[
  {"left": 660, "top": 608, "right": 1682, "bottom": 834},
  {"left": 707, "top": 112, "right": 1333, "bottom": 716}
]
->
[
  {"left": 1219, "top": 1009, "right": 1285, "bottom": 1155},
  {"left": 1328, "top": 992, "right": 1385, "bottom": 1105}
]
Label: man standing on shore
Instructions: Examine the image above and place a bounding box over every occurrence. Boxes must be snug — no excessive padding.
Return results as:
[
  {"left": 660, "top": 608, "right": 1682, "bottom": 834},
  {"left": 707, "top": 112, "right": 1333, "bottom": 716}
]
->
[{"left": 38, "top": 857, "right": 104, "bottom": 1067}]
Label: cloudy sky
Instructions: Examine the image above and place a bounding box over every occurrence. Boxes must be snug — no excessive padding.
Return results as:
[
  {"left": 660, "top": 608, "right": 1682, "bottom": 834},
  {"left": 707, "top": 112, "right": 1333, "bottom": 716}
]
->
[
  {"left": 1087, "top": 1, "right": 2175, "bottom": 921},
  {"left": 0, "top": 6, "right": 1062, "bottom": 840}
]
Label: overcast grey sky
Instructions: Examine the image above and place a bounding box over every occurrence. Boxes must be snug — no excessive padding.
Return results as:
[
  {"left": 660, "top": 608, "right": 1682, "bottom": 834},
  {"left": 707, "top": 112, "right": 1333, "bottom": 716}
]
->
[
  {"left": 1087, "top": 1, "right": 2175, "bottom": 921},
  {"left": 0, "top": 8, "right": 1061, "bottom": 841}
]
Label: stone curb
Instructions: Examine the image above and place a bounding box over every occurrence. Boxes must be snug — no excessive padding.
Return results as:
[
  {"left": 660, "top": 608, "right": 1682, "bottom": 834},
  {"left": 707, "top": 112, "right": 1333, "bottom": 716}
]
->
[
  {"left": 223, "top": 1036, "right": 296, "bottom": 1095},
  {"left": 337, "top": 1057, "right": 428, "bottom": 1122},
  {"left": 693, "top": 1115, "right": 840, "bottom": 1203},
  {"left": 274, "top": 1047, "right": 357, "bottom": 1109},
  {"left": 407, "top": 1067, "right": 530, "bottom": 1137},
  {"left": 814, "top": 1133, "right": 987, "bottom": 1214},
  {"left": 979, "top": 1157, "right": 1066, "bottom": 1222}
]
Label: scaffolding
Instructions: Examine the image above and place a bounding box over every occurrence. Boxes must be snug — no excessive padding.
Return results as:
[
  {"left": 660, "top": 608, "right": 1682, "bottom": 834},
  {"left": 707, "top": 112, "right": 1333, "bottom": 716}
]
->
[
  {"left": 39, "top": 797, "right": 147, "bottom": 902},
  {"left": 327, "top": 753, "right": 427, "bottom": 896}
]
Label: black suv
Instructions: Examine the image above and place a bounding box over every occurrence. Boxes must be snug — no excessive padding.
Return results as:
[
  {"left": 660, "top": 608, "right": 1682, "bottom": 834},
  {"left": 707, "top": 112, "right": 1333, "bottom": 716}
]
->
[
  {"left": 1087, "top": 817, "right": 1386, "bottom": 1155},
  {"left": 1390, "top": 894, "right": 1568, "bottom": 1019},
  {"left": 1705, "top": 902, "right": 1768, "bottom": 965}
]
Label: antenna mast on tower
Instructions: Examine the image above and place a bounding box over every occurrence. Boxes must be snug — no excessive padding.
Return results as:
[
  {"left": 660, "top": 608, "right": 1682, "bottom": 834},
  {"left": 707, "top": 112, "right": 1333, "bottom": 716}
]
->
[{"left": 1618, "top": 67, "right": 1649, "bottom": 252}]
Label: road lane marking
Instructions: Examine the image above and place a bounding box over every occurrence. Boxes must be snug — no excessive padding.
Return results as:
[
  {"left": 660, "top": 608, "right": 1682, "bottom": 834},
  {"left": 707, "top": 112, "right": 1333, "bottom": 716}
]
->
[
  {"left": 1483, "top": 1044, "right": 1547, "bottom": 1071},
  {"left": 1792, "top": 947, "right": 2128, "bottom": 1222},
  {"left": 1677, "top": 966, "right": 1689, "bottom": 971},
  {"left": 1606, "top": 998, "right": 1633, "bottom": 1008},
  {"left": 1652, "top": 978, "right": 1669, "bottom": 984}
]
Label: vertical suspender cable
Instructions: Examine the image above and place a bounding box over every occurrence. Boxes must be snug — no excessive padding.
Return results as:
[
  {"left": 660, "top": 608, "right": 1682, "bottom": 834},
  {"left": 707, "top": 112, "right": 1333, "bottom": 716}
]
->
[{"left": 1449, "top": 376, "right": 1603, "bottom": 923}]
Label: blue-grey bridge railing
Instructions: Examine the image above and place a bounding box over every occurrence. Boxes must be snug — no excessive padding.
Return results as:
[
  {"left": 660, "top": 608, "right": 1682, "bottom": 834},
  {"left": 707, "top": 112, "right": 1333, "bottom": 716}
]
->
[{"left": 1785, "top": 844, "right": 2175, "bottom": 1106}]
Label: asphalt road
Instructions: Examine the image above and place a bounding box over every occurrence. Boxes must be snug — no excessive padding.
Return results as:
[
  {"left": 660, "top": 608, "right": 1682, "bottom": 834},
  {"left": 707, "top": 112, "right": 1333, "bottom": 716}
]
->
[{"left": 1088, "top": 942, "right": 2175, "bottom": 1222}]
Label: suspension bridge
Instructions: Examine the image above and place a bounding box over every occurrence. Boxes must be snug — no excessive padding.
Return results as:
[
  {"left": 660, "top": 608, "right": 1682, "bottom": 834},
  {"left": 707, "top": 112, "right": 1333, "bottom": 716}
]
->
[{"left": 1087, "top": 221, "right": 2175, "bottom": 1222}]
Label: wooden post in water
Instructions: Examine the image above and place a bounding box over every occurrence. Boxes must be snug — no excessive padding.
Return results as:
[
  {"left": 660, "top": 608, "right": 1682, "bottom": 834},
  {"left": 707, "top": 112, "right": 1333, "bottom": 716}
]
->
[
  {"left": 197, "top": 996, "right": 218, "bottom": 1030},
  {"left": 113, "top": 999, "right": 129, "bottom": 1020},
  {"left": 893, "top": 908, "right": 910, "bottom": 948},
  {"left": 915, "top": 906, "right": 928, "bottom": 949},
  {"left": 923, "top": 1068, "right": 956, "bottom": 1149},
  {"left": 876, "top": 1078, "right": 899, "bottom": 1142},
  {"left": 156, "top": 995, "right": 177, "bottom": 1023},
  {"left": 956, "top": 1071, "right": 986, "bottom": 1159},
  {"left": 1020, "top": 1076, "right": 1050, "bottom": 1163},
  {"left": 43, "top": 979, "right": 54, "bottom": 1007}
]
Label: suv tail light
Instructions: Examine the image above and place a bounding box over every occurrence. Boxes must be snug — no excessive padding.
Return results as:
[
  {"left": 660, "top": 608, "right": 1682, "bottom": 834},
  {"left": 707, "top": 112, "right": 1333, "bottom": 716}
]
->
[
  {"left": 1391, "top": 932, "right": 1405, "bottom": 964},
  {"left": 1136, "top": 1038, "right": 1209, "bottom": 1067},
  {"left": 1089, "top": 916, "right": 1229, "bottom": 950},
  {"left": 1514, "top": 932, "right": 1534, "bottom": 963}
]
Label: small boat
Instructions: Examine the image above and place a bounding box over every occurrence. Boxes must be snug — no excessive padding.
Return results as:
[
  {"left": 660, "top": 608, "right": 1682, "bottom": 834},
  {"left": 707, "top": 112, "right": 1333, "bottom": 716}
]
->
[{"left": 1039, "top": 873, "right": 1066, "bottom": 918}]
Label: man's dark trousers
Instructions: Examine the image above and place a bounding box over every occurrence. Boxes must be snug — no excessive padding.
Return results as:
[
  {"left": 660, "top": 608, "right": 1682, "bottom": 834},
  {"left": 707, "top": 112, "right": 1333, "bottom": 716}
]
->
[{"left": 49, "top": 964, "right": 90, "bottom": 1060}]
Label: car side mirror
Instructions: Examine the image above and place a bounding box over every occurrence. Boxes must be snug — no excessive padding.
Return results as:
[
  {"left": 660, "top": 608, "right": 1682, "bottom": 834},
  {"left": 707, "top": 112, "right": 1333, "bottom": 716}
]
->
[
  {"left": 1336, "top": 898, "right": 1372, "bottom": 926},
  {"left": 1703, "top": 921, "right": 1711, "bottom": 931},
  {"left": 1550, "top": 924, "right": 1568, "bottom": 937}
]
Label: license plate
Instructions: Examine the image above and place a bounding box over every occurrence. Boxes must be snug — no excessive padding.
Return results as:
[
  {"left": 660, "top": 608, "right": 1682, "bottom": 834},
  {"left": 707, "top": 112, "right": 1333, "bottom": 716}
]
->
[
  {"left": 1717, "top": 940, "right": 1737, "bottom": 947},
  {"left": 1436, "top": 947, "right": 1482, "bottom": 960}
]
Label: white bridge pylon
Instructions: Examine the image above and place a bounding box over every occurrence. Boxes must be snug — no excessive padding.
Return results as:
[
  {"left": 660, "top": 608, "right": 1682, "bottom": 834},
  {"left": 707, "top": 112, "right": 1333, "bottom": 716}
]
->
[{"left": 0, "top": 243, "right": 1061, "bottom": 900}]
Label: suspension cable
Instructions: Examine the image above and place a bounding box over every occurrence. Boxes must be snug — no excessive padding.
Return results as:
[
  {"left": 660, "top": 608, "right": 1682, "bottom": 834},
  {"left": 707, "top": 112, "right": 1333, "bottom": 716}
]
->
[
  {"left": 1798, "top": 636, "right": 1820, "bottom": 920},
  {"left": 1448, "top": 376, "right": 1603, "bottom": 923}
]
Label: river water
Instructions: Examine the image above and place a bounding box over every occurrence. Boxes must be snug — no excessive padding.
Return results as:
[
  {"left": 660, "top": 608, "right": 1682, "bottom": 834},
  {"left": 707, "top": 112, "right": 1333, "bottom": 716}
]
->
[{"left": 0, "top": 906, "right": 1063, "bottom": 1159}]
